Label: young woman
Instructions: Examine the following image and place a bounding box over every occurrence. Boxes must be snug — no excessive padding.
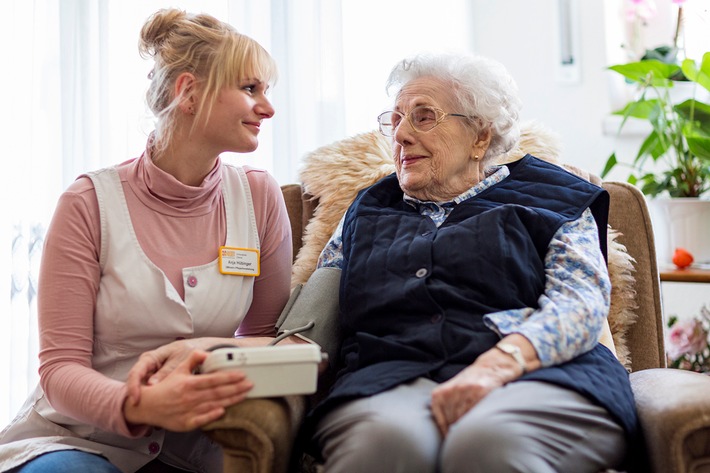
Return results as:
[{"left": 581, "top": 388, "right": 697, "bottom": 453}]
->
[{"left": 0, "top": 8, "right": 292, "bottom": 473}]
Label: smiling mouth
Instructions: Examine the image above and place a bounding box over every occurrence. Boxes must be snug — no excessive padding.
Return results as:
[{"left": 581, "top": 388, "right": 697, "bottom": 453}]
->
[{"left": 401, "top": 155, "right": 426, "bottom": 165}]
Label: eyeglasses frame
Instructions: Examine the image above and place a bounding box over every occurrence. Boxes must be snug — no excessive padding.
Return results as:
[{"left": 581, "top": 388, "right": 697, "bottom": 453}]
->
[{"left": 377, "top": 105, "right": 471, "bottom": 137}]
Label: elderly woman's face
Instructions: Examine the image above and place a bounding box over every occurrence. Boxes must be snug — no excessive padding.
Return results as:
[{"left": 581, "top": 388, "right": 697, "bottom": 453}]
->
[{"left": 392, "top": 77, "right": 489, "bottom": 202}]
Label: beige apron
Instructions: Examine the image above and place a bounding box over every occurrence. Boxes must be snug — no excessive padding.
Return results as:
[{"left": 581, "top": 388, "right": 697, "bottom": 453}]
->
[{"left": 0, "top": 163, "right": 259, "bottom": 473}]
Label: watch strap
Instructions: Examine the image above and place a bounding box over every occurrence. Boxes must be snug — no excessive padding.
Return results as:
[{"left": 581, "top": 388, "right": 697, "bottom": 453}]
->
[{"left": 495, "top": 342, "right": 527, "bottom": 374}]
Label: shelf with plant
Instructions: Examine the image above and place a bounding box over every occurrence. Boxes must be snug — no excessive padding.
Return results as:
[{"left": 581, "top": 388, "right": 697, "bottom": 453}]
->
[{"left": 601, "top": 51, "right": 710, "bottom": 198}]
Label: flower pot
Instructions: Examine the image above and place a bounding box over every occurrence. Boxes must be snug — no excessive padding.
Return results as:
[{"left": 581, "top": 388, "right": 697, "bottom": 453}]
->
[{"left": 648, "top": 197, "right": 710, "bottom": 266}]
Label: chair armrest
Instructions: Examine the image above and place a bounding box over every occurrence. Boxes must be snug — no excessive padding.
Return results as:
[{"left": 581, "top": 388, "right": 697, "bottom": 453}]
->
[
  {"left": 630, "top": 368, "right": 710, "bottom": 473},
  {"left": 202, "top": 395, "right": 306, "bottom": 473}
]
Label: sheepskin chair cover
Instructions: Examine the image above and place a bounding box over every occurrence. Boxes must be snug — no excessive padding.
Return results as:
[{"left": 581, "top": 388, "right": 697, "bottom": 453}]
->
[{"left": 292, "top": 121, "right": 637, "bottom": 369}]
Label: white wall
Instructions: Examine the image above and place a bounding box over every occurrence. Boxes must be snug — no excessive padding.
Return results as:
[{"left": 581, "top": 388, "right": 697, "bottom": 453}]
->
[
  {"left": 338, "top": 0, "right": 650, "bottom": 178},
  {"left": 469, "top": 0, "right": 617, "bottom": 177}
]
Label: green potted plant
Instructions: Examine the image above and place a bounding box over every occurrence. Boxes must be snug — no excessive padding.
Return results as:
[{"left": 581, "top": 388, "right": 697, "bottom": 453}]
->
[
  {"left": 601, "top": 52, "right": 710, "bottom": 266},
  {"left": 601, "top": 52, "right": 710, "bottom": 197}
]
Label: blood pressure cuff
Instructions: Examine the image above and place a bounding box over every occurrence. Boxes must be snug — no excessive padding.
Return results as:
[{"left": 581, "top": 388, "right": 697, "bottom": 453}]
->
[{"left": 275, "top": 267, "right": 342, "bottom": 365}]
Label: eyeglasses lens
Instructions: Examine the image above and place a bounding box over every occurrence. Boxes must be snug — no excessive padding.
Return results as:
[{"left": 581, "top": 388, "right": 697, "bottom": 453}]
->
[
  {"left": 410, "top": 106, "right": 438, "bottom": 132},
  {"left": 379, "top": 106, "right": 443, "bottom": 136}
]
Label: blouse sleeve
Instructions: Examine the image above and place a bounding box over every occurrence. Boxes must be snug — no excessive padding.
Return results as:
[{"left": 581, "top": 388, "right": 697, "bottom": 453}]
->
[
  {"left": 316, "top": 216, "right": 345, "bottom": 269},
  {"left": 483, "top": 208, "right": 611, "bottom": 366}
]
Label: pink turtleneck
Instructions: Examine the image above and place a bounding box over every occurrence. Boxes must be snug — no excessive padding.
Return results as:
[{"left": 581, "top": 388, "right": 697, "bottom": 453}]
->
[{"left": 36, "top": 151, "right": 292, "bottom": 435}]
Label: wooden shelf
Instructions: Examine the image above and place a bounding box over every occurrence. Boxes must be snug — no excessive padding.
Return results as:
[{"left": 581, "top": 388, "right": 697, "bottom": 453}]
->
[{"left": 660, "top": 267, "right": 710, "bottom": 283}]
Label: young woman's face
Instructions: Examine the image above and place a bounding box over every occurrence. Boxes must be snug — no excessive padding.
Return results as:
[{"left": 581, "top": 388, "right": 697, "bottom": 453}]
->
[{"left": 201, "top": 78, "right": 275, "bottom": 154}]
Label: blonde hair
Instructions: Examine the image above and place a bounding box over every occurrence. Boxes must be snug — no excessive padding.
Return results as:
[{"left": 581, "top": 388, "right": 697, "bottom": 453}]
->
[{"left": 139, "top": 8, "right": 277, "bottom": 156}]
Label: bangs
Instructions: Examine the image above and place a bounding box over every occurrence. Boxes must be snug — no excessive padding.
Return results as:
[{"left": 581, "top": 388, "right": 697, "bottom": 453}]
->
[
  {"left": 239, "top": 41, "right": 278, "bottom": 85},
  {"left": 217, "top": 35, "right": 278, "bottom": 89}
]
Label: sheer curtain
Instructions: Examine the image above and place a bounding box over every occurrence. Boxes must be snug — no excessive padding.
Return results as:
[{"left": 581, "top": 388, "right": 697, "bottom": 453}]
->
[{"left": 1, "top": 0, "right": 63, "bottom": 428}]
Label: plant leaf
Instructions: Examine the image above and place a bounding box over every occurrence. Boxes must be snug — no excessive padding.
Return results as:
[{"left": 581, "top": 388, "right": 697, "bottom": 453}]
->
[
  {"left": 676, "top": 99, "right": 710, "bottom": 134},
  {"left": 609, "top": 60, "right": 679, "bottom": 86},
  {"left": 686, "top": 130, "right": 710, "bottom": 160},
  {"left": 613, "top": 99, "right": 659, "bottom": 120},
  {"left": 639, "top": 173, "right": 664, "bottom": 197},
  {"left": 636, "top": 130, "right": 668, "bottom": 161},
  {"left": 601, "top": 153, "right": 617, "bottom": 178},
  {"left": 682, "top": 53, "right": 710, "bottom": 93}
]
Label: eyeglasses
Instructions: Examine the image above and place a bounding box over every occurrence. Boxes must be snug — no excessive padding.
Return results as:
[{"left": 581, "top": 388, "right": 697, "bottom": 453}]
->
[{"left": 377, "top": 105, "right": 470, "bottom": 137}]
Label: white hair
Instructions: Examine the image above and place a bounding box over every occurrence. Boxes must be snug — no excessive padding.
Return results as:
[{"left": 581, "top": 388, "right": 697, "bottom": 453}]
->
[{"left": 385, "top": 53, "right": 522, "bottom": 161}]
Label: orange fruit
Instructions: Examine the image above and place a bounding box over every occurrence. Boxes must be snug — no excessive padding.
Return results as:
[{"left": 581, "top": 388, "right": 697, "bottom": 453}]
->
[{"left": 672, "top": 247, "right": 694, "bottom": 269}]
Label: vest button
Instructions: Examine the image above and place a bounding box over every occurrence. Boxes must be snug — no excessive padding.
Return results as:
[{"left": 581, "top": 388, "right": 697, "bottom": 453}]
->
[
  {"left": 187, "top": 275, "right": 198, "bottom": 287},
  {"left": 148, "top": 441, "right": 160, "bottom": 454},
  {"left": 415, "top": 268, "right": 428, "bottom": 278},
  {"left": 430, "top": 314, "right": 443, "bottom": 323}
]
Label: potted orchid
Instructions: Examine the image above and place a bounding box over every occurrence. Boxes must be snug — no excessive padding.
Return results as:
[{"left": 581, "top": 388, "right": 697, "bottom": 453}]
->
[{"left": 666, "top": 305, "right": 710, "bottom": 373}]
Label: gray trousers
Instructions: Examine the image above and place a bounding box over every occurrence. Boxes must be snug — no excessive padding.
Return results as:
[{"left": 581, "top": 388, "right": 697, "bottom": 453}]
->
[{"left": 312, "top": 378, "right": 626, "bottom": 473}]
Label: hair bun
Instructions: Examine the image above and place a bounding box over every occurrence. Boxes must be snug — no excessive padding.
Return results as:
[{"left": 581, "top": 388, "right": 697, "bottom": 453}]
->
[{"left": 138, "top": 8, "right": 186, "bottom": 58}]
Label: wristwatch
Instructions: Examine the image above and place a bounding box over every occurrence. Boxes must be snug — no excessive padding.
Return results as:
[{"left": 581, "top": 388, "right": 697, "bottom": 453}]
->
[{"left": 495, "top": 342, "right": 527, "bottom": 374}]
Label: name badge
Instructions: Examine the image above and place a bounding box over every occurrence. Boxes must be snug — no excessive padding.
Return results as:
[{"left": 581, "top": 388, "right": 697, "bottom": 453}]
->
[{"left": 218, "top": 246, "right": 260, "bottom": 277}]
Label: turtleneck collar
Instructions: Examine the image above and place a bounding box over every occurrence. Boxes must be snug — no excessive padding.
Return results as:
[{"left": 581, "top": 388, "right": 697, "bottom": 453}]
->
[{"left": 125, "top": 143, "right": 223, "bottom": 217}]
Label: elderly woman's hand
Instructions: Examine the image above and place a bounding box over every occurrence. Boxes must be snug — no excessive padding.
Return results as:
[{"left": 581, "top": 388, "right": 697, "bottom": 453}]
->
[
  {"left": 430, "top": 358, "right": 511, "bottom": 436},
  {"left": 431, "top": 336, "right": 538, "bottom": 436}
]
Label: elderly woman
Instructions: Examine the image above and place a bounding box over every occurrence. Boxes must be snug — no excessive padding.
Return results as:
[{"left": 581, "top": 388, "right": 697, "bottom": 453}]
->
[{"left": 308, "top": 53, "right": 640, "bottom": 473}]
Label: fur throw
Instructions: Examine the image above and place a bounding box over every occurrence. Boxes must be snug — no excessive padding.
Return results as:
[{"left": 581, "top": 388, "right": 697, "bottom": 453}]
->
[
  {"left": 291, "top": 131, "right": 394, "bottom": 287},
  {"left": 292, "top": 121, "right": 637, "bottom": 369},
  {"left": 606, "top": 229, "right": 638, "bottom": 369}
]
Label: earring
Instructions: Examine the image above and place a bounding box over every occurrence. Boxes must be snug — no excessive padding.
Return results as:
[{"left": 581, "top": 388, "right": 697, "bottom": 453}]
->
[{"left": 474, "top": 155, "right": 480, "bottom": 161}]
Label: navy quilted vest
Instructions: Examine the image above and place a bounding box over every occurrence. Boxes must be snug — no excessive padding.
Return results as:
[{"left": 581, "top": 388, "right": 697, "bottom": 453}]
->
[{"left": 312, "top": 155, "right": 638, "bottom": 445}]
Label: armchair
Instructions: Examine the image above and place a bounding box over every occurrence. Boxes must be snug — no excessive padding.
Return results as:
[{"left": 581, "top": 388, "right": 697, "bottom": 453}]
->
[
  {"left": 604, "top": 182, "right": 710, "bottom": 473},
  {"left": 203, "top": 131, "right": 710, "bottom": 473}
]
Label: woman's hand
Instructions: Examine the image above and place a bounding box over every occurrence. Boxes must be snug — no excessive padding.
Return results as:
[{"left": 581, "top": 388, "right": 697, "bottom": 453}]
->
[
  {"left": 123, "top": 350, "right": 252, "bottom": 432},
  {"left": 126, "top": 339, "right": 198, "bottom": 404},
  {"left": 125, "top": 336, "right": 262, "bottom": 403},
  {"left": 431, "top": 335, "right": 538, "bottom": 437},
  {"left": 430, "top": 357, "right": 511, "bottom": 437}
]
